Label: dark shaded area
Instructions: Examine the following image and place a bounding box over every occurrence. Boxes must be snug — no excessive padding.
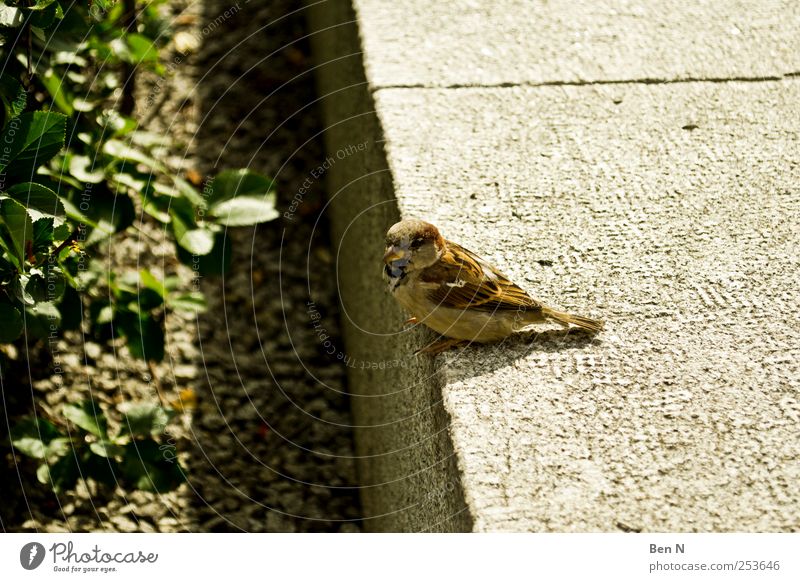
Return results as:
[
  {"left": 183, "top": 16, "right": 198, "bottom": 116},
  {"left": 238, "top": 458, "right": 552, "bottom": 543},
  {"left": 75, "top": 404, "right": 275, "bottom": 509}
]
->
[{"left": 181, "top": 0, "right": 362, "bottom": 531}]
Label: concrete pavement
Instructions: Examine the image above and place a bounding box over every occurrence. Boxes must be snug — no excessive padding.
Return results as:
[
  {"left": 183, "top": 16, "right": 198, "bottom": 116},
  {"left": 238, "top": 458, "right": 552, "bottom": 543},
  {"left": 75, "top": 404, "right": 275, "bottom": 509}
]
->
[{"left": 306, "top": 0, "right": 800, "bottom": 531}]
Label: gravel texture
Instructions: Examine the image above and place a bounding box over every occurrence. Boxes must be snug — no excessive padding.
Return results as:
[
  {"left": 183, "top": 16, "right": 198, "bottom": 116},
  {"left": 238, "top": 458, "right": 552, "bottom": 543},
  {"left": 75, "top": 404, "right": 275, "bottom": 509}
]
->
[{"left": 1, "top": 0, "right": 362, "bottom": 532}]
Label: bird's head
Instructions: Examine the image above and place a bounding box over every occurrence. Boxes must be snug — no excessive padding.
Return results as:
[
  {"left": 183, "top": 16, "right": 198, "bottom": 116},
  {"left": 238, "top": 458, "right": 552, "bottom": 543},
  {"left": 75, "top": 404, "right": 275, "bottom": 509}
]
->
[{"left": 383, "top": 219, "right": 445, "bottom": 274}]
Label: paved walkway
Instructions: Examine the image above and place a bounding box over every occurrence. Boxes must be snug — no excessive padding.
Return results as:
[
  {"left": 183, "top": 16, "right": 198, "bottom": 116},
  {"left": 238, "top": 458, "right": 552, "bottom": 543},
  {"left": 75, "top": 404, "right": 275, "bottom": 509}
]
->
[{"left": 309, "top": 0, "right": 800, "bottom": 531}]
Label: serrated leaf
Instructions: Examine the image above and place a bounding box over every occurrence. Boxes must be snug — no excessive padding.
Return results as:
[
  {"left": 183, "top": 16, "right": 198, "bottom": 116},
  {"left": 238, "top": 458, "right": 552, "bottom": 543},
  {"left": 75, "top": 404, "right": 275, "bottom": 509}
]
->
[
  {"left": 208, "top": 194, "right": 279, "bottom": 226},
  {"left": 63, "top": 400, "right": 107, "bottom": 438},
  {"left": 32, "top": 217, "right": 54, "bottom": 252},
  {"left": 5, "top": 182, "right": 65, "bottom": 221},
  {"left": 0, "top": 112, "right": 67, "bottom": 180}
]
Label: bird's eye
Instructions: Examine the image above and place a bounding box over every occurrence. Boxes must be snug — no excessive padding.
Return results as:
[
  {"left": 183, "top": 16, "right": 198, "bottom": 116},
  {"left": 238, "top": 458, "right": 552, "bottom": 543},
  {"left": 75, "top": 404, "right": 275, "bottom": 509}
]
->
[{"left": 410, "top": 238, "right": 424, "bottom": 249}]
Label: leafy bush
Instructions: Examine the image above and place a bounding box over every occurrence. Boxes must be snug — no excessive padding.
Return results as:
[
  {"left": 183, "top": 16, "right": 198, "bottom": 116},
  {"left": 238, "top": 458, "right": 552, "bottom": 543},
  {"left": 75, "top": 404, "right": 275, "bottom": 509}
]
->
[
  {"left": 1, "top": 0, "right": 278, "bottom": 491},
  {"left": 11, "top": 400, "right": 185, "bottom": 493}
]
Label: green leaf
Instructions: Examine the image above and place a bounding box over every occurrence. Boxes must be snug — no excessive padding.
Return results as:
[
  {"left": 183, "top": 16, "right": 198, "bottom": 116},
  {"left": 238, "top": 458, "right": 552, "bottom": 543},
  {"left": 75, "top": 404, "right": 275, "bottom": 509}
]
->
[
  {"left": 139, "top": 269, "right": 165, "bottom": 298},
  {"left": 176, "top": 231, "right": 231, "bottom": 275},
  {"left": 0, "top": 75, "right": 27, "bottom": 128},
  {"left": 32, "top": 217, "right": 54, "bottom": 252},
  {"left": 68, "top": 155, "right": 105, "bottom": 183},
  {"left": 39, "top": 67, "right": 73, "bottom": 115},
  {"left": 0, "top": 197, "right": 34, "bottom": 269},
  {"left": 104, "top": 139, "right": 165, "bottom": 172},
  {"left": 111, "top": 171, "right": 152, "bottom": 194},
  {"left": 0, "top": 302, "right": 23, "bottom": 342},
  {"left": 0, "top": 112, "right": 67, "bottom": 180},
  {"left": 141, "top": 193, "right": 172, "bottom": 223},
  {"left": 99, "top": 110, "right": 136, "bottom": 136},
  {"left": 89, "top": 440, "right": 125, "bottom": 458},
  {"left": 79, "top": 186, "right": 135, "bottom": 246},
  {"left": 63, "top": 400, "right": 108, "bottom": 438},
  {"left": 119, "top": 402, "right": 175, "bottom": 437},
  {"left": 172, "top": 213, "right": 214, "bottom": 255},
  {"left": 208, "top": 194, "right": 279, "bottom": 226},
  {"left": 0, "top": 5, "right": 23, "bottom": 27},
  {"left": 28, "top": 0, "right": 58, "bottom": 11},
  {"left": 26, "top": 1, "right": 61, "bottom": 30},
  {"left": 166, "top": 291, "right": 207, "bottom": 314},
  {"left": 5, "top": 182, "right": 66, "bottom": 222},
  {"left": 208, "top": 169, "right": 274, "bottom": 206},
  {"left": 25, "top": 265, "right": 66, "bottom": 303},
  {"left": 121, "top": 440, "right": 185, "bottom": 493},
  {"left": 45, "top": 437, "right": 72, "bottom": 460},
  {"left": 171, "top": 177, "right": 207, "bottom": 208},
  {"left": 89, "top": 0, "right": 115, "bottom": 21},
  {"left": 38, "top": 453, "right": 79, "bottom": 492},
  {"left": 59, "top": 197, "right": 96, "bottom": 228},
  {"left": 24, "top": 301, "right": 60, "bottom": 337},
  {"left": 10, "top": 417, "right": 62, "bottom": 459},
  {"left": 125, "top": 33, "right": 159, "bottom": 64}
]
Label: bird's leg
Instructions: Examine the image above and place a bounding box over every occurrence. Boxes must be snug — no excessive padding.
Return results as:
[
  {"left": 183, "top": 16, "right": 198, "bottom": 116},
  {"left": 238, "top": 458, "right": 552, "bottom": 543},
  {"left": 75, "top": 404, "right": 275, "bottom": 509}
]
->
[{"left": 415, "top": 337, "right": 469, "bottom": 356}]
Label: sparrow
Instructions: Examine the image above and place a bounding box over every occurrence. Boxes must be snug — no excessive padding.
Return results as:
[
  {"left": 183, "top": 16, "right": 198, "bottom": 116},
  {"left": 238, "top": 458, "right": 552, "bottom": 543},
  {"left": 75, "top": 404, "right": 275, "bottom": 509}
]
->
[{"left": 382, "top": 219, "right": 604, "bottom": 354}]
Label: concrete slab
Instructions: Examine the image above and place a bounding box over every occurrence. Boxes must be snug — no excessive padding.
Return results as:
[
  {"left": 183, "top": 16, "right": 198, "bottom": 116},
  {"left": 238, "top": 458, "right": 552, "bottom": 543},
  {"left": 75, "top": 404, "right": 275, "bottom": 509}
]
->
[
  {"left": 353, "top": 0, "right": 800, "bottom": 87},
  {"left": 374, "top": 81, "right": 800, "bottom": 531},
  {"left": 306, "top": 0, "right": 800, "bottom": 531}
]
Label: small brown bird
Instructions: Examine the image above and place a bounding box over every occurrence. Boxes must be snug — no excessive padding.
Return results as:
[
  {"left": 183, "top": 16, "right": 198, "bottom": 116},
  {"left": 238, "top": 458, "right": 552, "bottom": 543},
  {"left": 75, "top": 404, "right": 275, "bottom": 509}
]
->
[{"left": 382, "top": 219, "right": 603, "bottom": 354}]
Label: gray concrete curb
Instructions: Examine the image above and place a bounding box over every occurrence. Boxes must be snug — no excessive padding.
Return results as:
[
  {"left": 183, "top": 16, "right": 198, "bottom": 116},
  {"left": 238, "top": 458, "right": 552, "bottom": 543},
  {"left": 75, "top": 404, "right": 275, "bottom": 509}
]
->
[
  {"left": 306, "top": 0, "right": 800, "bottom": 532},
  {"left": 305, "top": 1, "right": 472, "bottom": 531}
]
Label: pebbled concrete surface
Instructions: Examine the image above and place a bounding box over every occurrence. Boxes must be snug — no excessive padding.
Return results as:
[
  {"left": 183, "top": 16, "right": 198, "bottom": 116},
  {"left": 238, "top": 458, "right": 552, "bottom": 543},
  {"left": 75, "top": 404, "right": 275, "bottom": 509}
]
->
[
  {"left": 378, "top": 82, "right": 800, "bottom": 531},
  {"left": 353, "top": 0, "right": 800, "bottom": 87},
  {"left": 307, "top": 0, "right": 800, "bottom": 531}
]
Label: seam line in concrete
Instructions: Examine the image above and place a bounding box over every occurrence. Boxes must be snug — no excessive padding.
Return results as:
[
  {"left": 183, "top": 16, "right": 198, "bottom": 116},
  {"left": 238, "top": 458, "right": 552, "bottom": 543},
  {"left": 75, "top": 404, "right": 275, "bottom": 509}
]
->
[{"left": 373, "top": 73, "right": 800, "bottom": 92}]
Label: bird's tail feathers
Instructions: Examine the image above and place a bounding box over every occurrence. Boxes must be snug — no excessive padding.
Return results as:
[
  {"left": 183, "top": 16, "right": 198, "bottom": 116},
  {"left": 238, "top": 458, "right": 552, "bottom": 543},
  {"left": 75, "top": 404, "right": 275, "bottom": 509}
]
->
[{"left": 543, "top": 308, "right": 604, "bottom": 333}]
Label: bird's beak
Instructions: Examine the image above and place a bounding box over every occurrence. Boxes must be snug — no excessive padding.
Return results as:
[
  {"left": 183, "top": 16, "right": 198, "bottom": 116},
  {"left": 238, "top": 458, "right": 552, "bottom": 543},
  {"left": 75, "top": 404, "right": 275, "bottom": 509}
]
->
[{"left": 383, "top": 245, "right": 406, "bottom": 264}]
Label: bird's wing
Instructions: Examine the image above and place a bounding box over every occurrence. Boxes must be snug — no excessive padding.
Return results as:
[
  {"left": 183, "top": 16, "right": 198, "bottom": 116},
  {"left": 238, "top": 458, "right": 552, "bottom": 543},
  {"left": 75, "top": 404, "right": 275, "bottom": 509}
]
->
[{"left": 419, "top": 241, "right": 542, "bottom": 312}]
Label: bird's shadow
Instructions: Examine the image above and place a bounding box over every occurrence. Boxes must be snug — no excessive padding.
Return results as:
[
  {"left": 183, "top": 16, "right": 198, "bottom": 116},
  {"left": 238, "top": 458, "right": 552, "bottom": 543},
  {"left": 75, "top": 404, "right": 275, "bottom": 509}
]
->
[{"left": 434, "top": 327, "right": 602, "bottom": 384}]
